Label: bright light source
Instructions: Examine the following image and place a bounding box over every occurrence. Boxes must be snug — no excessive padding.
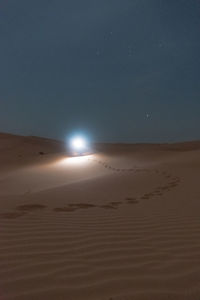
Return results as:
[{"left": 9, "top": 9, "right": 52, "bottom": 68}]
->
[
  {"left": 71, "top": 137, "right": 86, "bottom": 150},
  {"left": 69, "top": 136, "right": 89, "bottom": 155}
]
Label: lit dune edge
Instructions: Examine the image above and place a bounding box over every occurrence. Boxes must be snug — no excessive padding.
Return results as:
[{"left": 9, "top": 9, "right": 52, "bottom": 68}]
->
[{"left": 0, "top": 133, "right": 200, "bottom": 300}]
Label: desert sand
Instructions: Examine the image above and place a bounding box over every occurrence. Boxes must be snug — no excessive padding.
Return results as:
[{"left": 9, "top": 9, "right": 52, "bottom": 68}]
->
[{"left": 0, "top": 132, "right": 200, "bottom": 300}]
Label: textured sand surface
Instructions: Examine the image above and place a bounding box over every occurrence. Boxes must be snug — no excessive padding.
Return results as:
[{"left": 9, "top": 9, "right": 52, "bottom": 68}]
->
[{"left": 0, "top": 133, "right": 200, "bottom": 300}]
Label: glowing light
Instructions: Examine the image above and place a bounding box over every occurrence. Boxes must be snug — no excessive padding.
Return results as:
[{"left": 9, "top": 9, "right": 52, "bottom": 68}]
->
[
  {"left": 71, "top": 137, "right": 86, "bottom": 150},
  {"left": 69, "top": 135, "right": 90, "bottom": 155}
]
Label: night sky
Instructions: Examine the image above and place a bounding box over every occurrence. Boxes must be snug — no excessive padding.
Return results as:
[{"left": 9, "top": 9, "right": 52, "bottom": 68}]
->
[{"left": 1, "top": 0, "right": 200, "bottom": 143}]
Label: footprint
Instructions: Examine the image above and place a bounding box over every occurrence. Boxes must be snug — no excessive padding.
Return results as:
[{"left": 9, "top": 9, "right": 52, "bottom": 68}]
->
[
  {"left": 54, "top": 203, "right": 96, "bottom": 212},
  {"left": 153, "top": 191, "right": 163, "bottom": 196},
  {"left": 125, "top": 197, "right": 137, "bottom": 201},
  {"left": 16, "top": 204, "right": 46, "bottom": 211},
  {"left": 68, "top": 203, "right": 96, "bottom": 209},
  {"left": 127, "top": 199, "right": 139, "bottom": 204},
  {"left": 125, "top": 197, "right": 139, "bottom": 204},
  {"left": 0, "top": 211, "right": 26, "bottom": 219},
  {"left": 160, "top": 186, "right": 170, "bottom": 191},
  {"left": 54, "top": 207, "right": 76, "bottom": 212},
  {"left": 166, "top": 175, "right": 171, "bottom": 179},
  {"left": 144, "top": 192, "right": 154, "bottom": 196},
  {"left": 140, "top": 195, "right": 150, "bottom": 200},
  {"left": 110, "top": 201, "right": 122, "bottom": 207},
  {"left": 99, "top": 205, "right": 117, "bottom": 209}
]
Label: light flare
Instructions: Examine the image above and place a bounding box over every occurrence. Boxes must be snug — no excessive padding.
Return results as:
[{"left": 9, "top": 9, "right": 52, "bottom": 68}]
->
[{"left": 69, "top": 136, "right": 89, "bottom": 155}]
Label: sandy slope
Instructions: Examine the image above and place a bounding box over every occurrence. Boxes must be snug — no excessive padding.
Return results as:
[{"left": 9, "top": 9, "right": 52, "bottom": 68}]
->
[{"left": 0, "top": 133, "right": 200, "bottom": 300}]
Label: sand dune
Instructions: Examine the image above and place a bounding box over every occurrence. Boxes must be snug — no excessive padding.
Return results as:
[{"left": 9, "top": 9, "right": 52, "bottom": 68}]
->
[{"left": 0, "top": 133, "right": 200, "bottom": 299}]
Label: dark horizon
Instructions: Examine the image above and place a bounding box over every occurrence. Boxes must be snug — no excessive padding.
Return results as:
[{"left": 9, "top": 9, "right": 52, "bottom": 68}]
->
[
  {"left": 1, "top": 130, "right": 200, "bottom": 146},
  {"left": 1, "top": 0, "right": 200, "bottom": 143}
]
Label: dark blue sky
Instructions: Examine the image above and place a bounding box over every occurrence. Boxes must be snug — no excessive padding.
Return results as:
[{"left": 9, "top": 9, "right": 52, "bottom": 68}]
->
[{"left": 1, "top": 0, "right": 200, "bottom": 142}]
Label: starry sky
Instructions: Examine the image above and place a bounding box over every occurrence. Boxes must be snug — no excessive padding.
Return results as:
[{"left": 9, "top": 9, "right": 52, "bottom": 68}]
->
[{"left": 1, "top": 0, "right": 200, "bottom": 143}]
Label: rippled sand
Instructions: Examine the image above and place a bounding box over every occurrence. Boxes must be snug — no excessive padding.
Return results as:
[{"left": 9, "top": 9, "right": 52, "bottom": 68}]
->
[{"left": 0, "top": 133, "right": 200, "bottom": 300}]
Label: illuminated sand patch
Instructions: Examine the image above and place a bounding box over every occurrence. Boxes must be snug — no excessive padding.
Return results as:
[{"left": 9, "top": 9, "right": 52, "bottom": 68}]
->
[{"left": 57, "top": 154, "right": 94, "bottom": 167}]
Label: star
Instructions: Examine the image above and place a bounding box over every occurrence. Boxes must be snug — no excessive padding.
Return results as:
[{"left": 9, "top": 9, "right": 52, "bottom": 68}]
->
[
  {"left": 96, "top": 50, "right": 101, "bottom": 56},
  {"left": 128, "top": 46, "right": 134, "bottom": 56}
]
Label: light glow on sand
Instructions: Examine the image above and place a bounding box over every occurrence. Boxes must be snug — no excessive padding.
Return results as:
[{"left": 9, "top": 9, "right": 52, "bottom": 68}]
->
[
  {"left": 67, "top": 155, "right": 92, "bottom": 164},
  {"left": 58, "top": 155, "right": 93, "bottom": 166}
]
